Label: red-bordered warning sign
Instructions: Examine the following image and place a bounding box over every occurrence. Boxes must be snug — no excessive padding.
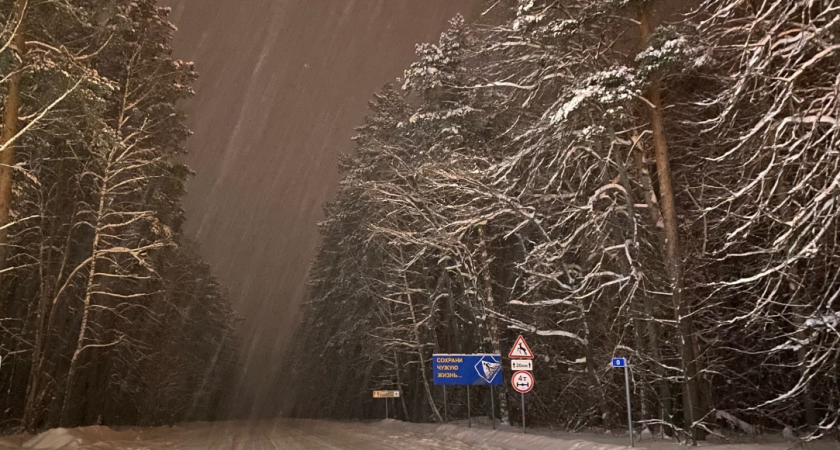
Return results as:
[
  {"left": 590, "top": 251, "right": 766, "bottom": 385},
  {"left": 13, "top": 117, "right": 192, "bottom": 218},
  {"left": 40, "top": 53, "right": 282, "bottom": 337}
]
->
[
  {"left": 508, "top": 335, "right": 534, "bottom": 359},
  {"left": 511, "top": 371, "right": 534, "bottom": 393}
]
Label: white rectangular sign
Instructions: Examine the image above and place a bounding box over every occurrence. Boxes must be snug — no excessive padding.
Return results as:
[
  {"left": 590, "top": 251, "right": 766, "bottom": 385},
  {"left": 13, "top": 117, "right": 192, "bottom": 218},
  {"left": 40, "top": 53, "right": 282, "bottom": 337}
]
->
[
  {"left": 511, "top": 359, "right": 533, "bottom": 371},
  {"left": 373, "top": 390, "right": 400, "bottom": 398}
]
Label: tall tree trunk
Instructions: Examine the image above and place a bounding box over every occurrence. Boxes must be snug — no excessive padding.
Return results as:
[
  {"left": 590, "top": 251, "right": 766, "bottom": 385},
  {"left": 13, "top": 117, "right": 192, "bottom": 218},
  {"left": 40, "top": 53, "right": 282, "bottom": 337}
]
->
[
  {"left": 478, "top": 226, "right": 510, "bottom": 425},
  {"left": 393, "top": 351, "right": 410, "bottom": 420},
  {"left": 609, "top": 142, "right": 653, "bottom": 426},
  {"left": 60, "top": 184, "right": 107, "bottom": 426},
  {"left": 643, "top": 294, "right": 674, "bottom": 434},
  {"left": 443, "top": 271, "right": 462, "bottom": 353},
  {"left": 23, "top": 206, "right": 54, "bottom": 429},
  {"left": 58, "top": 53, "right": 138, "bottom": 426},
  {"left": 402, "top": 270, "right": 443, "bottom": 422},
  {"left": 589, "top": 138, "right": 653, "bottom": 428},
  {"left": 793, "top": 314, "right": 818, "bottom": 426},
  {"left": 639, "top": 5, "right": 701, "bottom": 444},
  {"left": 631, "top": 135, "right": 674, "bottom": 433},
  {"left": 23, "top": 205, "right": 78, "bottom": 429},
  {"left": 582, "top": 315, "right": 610, "bottom": 426},
  {"left": 0, "top": 0, "right": 28, "bottom": 273}
]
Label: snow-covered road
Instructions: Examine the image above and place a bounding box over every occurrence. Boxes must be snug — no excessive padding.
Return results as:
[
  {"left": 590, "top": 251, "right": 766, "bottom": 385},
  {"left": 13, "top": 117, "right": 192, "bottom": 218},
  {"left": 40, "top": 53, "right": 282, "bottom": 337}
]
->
[
  {"left": 126, "top": 420, "right": 499, "bottom": 449},
  {"left": 3, "top": 419, "right": 834, "bottom": 450},
  {"left": 2, "top": 419, "right": 627, "bottom": 450}
]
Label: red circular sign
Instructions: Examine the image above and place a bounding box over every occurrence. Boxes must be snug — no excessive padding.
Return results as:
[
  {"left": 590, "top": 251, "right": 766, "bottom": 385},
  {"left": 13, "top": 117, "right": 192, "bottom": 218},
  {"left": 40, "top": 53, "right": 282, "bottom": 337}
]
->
[{"left": 511, "top": 370, "right": 534, "bottom": 393}]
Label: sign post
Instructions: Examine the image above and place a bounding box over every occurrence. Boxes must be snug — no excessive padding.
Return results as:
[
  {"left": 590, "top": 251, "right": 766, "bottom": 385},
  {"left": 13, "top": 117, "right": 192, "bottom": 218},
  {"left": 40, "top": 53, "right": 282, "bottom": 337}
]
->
[
  {"left": 432, "top": 354, "right": 503, "bottom": 428},
  {"left": 443, "top": 386, "right": 448, "bottom": 422},
  {"left": 373, "top": 390, "right": 400, "bottom": 420},
  {"left": 490, "top": 385, "right": 496, "bottom": 430},
  {"left": 612, "top": 357, "right": 634, "bottom": 447},
  {"left": 467, "top": 386, "right": 471, "bottom": 428},
  {"left": 509, "top": 335, "right": 535, "bottom": 434},
  {"left": 511, "top": 370, "right": 534, "bottom": 433}
]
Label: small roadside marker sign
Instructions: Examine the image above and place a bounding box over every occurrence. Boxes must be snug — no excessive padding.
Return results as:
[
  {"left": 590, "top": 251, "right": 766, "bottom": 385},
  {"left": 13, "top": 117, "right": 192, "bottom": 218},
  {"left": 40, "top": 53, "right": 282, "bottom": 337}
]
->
[
  {"left": 508, "top": 335, "right": 534, "bottom": 359},
  {"left": 372, "top": 390, "right": 400, "bottom": 398},
  {"left": 611, "top": 357, "right": 634, "bottom": 447},
  {"left": 511, "top": 359, "right": 533, "bottom": 371},
  {"left": 511, "top": 371, "right": 534, "bottom": 393}
]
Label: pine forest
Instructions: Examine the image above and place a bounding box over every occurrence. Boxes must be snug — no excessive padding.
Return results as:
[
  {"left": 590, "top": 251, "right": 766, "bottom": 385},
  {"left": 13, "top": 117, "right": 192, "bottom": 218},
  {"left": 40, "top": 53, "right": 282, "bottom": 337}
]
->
[
  {"left": 289, "top": 0, "right": 840, "bottom": 443},
  {"left": 0, "top": 0, "right": 238, "bottom": 431}
]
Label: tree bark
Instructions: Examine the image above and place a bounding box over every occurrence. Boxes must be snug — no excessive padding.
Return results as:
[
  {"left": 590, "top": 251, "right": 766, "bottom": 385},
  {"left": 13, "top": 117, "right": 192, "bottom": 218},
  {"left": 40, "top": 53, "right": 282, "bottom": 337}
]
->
[
  {"left": 60, "top": 175, "right": 108, "bottom": 426},
  {"left": 631, "top": 134, "right": 674, "bottom": 433},
  {"left": 794, "top": 315, "right": 818, "bottom": 426},
  {"left": 443, "top": 271, "right": 462, "bottom": 354},
  {"left": 609, "top": 141, "right": 655, "bottom": 426},
  {"left": 639, "top": 4, "right": 701, "bottom": 444},
  {"left": 0, "top": 0, "right": 28, "bottom": 273},
  {"left": 478, "top": 226, "right": 510, "bottom": 425},
  {"left": 393, "top": 351, "right": 410, "bottom": 420},
  {"left": 402, "top": 270, "right": 443, "bottom": 422}
]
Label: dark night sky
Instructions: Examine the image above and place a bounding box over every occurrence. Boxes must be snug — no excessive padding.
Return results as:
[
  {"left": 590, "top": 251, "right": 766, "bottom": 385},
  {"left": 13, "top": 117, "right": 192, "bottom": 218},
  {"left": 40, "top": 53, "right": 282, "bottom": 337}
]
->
[{"left": 162, "top": 1, "right": 483, "bottom": 414}]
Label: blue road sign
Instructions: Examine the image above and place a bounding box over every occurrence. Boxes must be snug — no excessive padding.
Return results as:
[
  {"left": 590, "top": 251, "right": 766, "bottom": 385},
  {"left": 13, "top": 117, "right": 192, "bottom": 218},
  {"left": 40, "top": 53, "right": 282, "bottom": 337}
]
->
[
  {"left": 611, "top": 357, "right": 627, "bottom": 368},
  {"left": 432, "top": 354, "right": 503, "bottom": 386}
]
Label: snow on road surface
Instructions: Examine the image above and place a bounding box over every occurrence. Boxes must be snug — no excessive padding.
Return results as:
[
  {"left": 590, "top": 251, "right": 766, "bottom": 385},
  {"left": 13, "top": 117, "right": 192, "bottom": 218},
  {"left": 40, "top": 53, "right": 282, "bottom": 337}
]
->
[
  {"left": 0, "top": 419, "right": 834, "bottom": 450},
  {"left": 0, "top": 419, "right": 626, "bottom": 450}
]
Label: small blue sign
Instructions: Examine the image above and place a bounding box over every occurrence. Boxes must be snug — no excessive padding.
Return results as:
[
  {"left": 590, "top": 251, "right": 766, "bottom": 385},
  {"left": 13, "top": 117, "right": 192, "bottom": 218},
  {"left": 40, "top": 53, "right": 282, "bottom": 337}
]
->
[
  {"left": 611, "top": 357, "right": 627, "bottom": 368},
  {"left": 432, "top": 354, "right": 503, "bottom": 386}
]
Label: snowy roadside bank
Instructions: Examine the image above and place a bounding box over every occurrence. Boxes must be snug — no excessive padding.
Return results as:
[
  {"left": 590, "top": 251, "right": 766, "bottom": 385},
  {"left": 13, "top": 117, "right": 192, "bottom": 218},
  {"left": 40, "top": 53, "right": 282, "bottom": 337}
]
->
[
  {"left": 0, "top": 419, "right": 623, "bottom": 450},
  {"left": 0, "top": 419, "right": 835, "bottom": 450},
  {"left": 376, "top": 418, "right": 626, "bottom": 450},
  {"left": 376, "top": 418, "right": 838, "bottom": 450}
]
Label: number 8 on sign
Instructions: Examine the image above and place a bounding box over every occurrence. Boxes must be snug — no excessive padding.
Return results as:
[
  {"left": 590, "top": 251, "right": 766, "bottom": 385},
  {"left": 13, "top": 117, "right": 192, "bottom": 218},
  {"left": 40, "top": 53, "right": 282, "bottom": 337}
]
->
[{"left": 511, "top": 371, "right": 534, "bottom": 393}]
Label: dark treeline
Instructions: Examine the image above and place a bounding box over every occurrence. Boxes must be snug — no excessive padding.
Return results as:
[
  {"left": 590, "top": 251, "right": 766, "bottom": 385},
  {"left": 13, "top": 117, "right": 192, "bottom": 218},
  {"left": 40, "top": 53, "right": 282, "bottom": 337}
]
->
[
  {"left": 288, "top": 0, "right": 840, "bottom": 443},
  {"left": 0, "top": 0, "right": 238, "bottom": 432}
]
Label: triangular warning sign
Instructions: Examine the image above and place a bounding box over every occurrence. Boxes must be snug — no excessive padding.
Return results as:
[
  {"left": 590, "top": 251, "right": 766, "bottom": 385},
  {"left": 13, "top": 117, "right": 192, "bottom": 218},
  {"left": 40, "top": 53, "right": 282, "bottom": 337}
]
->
[{"left": 508, "top": 335, "right": 534, "bottom": 359}]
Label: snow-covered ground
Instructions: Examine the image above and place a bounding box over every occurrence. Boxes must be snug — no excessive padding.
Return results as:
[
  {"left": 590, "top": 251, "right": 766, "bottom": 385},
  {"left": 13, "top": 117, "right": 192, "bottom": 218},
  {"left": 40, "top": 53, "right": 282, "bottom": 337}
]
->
[
  {"left": 0, "top": 419, "right": 835, "bottom": 450},
  {"left": 0, "top": 420, "right": 616, "bottom": 450}
]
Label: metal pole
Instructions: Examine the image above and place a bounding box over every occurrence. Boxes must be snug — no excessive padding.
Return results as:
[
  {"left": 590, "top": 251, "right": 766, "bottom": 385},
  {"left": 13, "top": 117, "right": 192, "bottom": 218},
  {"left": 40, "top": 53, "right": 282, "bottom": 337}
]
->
[
  {"left": 467, "top": 386, "right": 471, "bottom": 428},
  {"left": 624, "top": 365, "right": 634, "bottom": 447},
  {"left": 385, "top": 397, "right": 389, "bottom": 420},
  {"left": 490, "top": 386, "right": 496, "bottom": 430},
  {"left": 443, "top": 386, "right": 448, "bottom": 422},
  {"left": 521, "top": 393, "right": 526, "bottom": 434}
]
